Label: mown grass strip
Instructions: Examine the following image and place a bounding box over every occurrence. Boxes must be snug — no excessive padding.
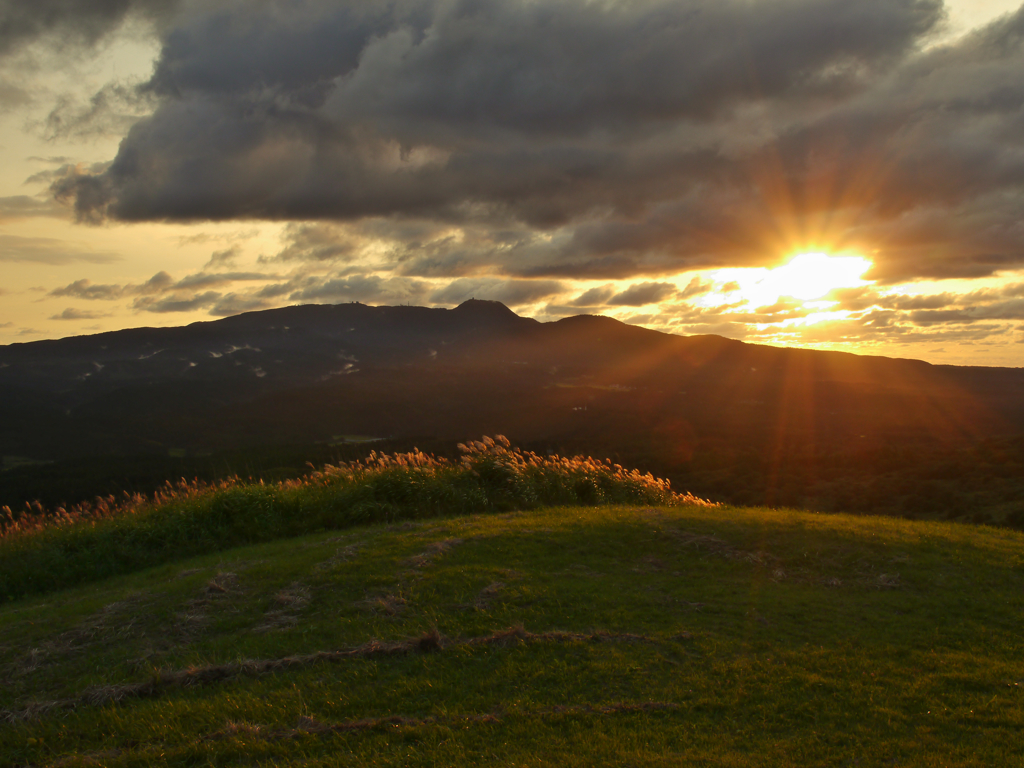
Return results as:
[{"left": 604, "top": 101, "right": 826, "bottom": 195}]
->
[
  {"left": 216, "top": 701, "right": 682, "bottom": 740},
  {"left": 27, "top": 702, "right": 683, "bottom": 767},
  {"left": 2, "top": 626, "right": 657, "bottom": 722}
]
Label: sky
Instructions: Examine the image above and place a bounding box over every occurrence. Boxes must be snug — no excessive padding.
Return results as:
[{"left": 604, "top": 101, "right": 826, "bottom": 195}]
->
[{"left": 1, "top": 0, "right": 1023, "bottom": 367}]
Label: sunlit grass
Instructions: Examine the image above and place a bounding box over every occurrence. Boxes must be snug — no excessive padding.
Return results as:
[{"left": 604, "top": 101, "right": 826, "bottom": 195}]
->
[
  {"left": 0, "top": 437, "right": 712, "bottom": 603},
  {"left": 1, "top": 504, "right": 1021, "bottom": 766}
]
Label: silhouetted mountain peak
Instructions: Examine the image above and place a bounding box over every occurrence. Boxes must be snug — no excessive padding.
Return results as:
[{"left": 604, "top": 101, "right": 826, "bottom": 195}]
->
[
  {"left": 2, "top": 299, "right": 1023, "bottom": 464},
  {"left": 450, "top": 299, "right": 528, "bottom": 328}
]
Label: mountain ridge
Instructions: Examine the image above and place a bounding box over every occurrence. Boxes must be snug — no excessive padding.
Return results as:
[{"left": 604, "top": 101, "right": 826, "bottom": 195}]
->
[
  {"left": 1, "top": 299, "right": 1022, "bottom": 467},
  {"left": 2, "top": 298, "right": 1013, "bottom": 376}
]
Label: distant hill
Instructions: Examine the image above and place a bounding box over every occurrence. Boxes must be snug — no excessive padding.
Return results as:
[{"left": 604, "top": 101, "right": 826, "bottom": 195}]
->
[
  {"left": 3, "top": 300, "right": 1024, "bottom": 522},
  {"left": 2, "top": 299, "right": 1022, "bottom": 461}
]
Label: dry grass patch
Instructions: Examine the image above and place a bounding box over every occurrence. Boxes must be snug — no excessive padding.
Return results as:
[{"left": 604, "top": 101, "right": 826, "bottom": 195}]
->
[
  {"left": 313, "top": 543, "right": 363, "bottom": 572},
  {"left": 465, "top": 581, "right": 505, "bottom": 611},
  {"left": 211, "top": 701, "right": 681, "bottom": 743},
  {"left": 174, "top": 572, "right": 240, "bottom": 638},
  {"left": 1, "top": 626, "right": 657, "bottom": 722},
  {"left": 359, "top": 592, "right": 407, "bottom": 617},
  {"left": 3, "top": 595, "right": 146, "bottom": 681},
  {"left": 50, "top": 748, "right": 123, "bottom": 767},
  {"left": 405, "top": 538, "right": 464, "bottom": 570},
  {"left": 253, "top": 583, "right": 311, "bottom": 633}
]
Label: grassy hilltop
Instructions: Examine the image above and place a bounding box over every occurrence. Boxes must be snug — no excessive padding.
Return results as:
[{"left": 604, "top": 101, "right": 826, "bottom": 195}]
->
[{"left": 1, "top": 442, "right": 1023, "bottom": 766}]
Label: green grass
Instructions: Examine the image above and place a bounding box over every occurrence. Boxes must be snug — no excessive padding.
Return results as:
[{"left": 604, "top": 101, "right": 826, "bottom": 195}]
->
[
  {"left": 1, "top": 439, "right": 695, "bottom": 604},
  {"left": 2, "top": 503, "right": 1022, "bottom": 766}
]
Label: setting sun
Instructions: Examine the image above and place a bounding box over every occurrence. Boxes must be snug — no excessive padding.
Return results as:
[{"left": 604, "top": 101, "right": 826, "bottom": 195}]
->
[
  {"left": 710, "top": 251, "right": 874, "bottom": 309},
  {"left": 766, "top": 252, "right": 873, "bottom": 301}
]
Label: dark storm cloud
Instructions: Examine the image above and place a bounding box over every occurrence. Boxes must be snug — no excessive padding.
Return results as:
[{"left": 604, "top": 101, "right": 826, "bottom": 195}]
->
[
  {"left": 46, "top": 0, "right": 1024, "bottom": 285},
  {"left": 52, "top": 0, "right": 940, "bottom": 212},
  {"left": 0, "top": 0, "right": 179, "bottom": 57},
  {"left": 42, "top": 81, "right": 157, "bottom": 141}
]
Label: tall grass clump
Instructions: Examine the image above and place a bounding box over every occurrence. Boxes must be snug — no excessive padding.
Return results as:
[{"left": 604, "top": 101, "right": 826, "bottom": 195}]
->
[{"left": 0, "top": 437, "right": 715, "bottom": 603}]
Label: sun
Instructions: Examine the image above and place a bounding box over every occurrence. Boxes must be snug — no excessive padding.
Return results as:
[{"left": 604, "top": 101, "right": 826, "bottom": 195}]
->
[
  {"left": 767, "top": 252, "right": 873, "bottom": 301},
  {"left": 729, "top": 251, "right": 874, "bottom": 307}
]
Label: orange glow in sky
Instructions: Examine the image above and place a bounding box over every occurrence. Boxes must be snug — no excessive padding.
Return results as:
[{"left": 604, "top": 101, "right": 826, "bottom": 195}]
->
[
  {"left": 756, "top": 252, "right": 874, "bottom": 302},
  {"left": 708, "top": 252, "right": 874, "bottom": 309}
]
